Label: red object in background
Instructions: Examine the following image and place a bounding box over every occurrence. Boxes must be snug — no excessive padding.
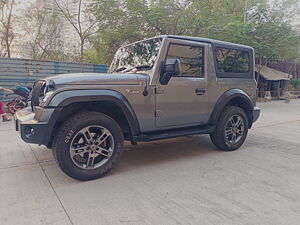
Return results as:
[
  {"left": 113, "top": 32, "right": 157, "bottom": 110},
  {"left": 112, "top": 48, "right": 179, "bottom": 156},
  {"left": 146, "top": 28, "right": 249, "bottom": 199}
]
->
[{"left": 0, "top": 101, "right": 6, "bottom": 115}]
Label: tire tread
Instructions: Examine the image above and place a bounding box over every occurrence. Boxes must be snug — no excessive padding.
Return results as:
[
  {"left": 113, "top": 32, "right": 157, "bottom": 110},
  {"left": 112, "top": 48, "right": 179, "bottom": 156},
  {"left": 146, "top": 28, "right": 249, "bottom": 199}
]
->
[
  {"left": 53, "top": 111, "right": 124, "bottom": 181},
  {"left": 210, "top": 106, "right": 248, "bottom": 151}
]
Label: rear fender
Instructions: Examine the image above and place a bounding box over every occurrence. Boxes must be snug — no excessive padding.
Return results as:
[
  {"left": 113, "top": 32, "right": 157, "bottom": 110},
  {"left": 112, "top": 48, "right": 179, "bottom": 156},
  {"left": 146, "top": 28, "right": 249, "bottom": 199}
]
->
[{"left": 209, "top": 89, "right": 254, "bottom": 128}]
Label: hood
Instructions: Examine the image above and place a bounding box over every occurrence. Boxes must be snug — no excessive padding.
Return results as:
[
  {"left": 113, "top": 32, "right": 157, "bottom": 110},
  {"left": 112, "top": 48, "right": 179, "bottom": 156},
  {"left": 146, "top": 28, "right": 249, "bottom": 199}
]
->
[{"left": 44, "top": 73, "right": 149, "bottom": 86}]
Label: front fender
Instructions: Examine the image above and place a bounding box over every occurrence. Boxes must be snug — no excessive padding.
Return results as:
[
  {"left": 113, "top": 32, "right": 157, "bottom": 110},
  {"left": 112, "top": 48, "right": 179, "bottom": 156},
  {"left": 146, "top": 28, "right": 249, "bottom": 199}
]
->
[{"left": 47, "top": 89, "right": 140, "bottom": 136}]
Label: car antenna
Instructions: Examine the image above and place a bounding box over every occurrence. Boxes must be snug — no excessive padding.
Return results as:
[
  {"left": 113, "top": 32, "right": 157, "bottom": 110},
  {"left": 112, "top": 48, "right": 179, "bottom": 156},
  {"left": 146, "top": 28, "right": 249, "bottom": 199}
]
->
[{"left": 143, "top": 79, "right": 149, "bottom": 96}]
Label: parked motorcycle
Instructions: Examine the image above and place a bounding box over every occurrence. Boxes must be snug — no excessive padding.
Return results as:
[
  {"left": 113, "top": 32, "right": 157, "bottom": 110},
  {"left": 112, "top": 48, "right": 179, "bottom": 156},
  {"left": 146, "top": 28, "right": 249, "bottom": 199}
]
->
[{"left": 4, "top": 86, "right": 31, "bottom": 114}]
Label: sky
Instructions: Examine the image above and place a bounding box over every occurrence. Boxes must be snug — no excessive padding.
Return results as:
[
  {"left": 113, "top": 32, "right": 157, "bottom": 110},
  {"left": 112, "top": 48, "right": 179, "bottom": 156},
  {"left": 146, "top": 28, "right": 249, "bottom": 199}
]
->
[{"left": 14, "top": 0, "right": 35, "bottom": 10}]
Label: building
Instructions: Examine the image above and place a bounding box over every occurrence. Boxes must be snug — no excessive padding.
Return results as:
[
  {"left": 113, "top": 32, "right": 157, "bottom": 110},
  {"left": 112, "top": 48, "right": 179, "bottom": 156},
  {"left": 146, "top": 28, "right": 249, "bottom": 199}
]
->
[{"left": 255, "top": 65, "right": 291, "bottom": 98}]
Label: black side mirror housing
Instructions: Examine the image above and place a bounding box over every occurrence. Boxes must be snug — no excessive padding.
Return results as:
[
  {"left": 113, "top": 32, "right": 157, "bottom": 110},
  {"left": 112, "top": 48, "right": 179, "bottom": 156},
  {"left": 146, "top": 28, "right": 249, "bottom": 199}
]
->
[{"left": 160, "top": 58, "right": 181, "bottom": 85}]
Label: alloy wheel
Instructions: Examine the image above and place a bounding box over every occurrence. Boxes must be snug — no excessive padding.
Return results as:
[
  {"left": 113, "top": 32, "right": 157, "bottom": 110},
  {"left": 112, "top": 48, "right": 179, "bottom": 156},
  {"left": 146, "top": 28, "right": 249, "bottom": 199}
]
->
[
  {"left": 224, "top": 115, "right": 245, "bottom": 145},
  {"left": 70, "top": 125, "right": 114, "bottom": 170}
]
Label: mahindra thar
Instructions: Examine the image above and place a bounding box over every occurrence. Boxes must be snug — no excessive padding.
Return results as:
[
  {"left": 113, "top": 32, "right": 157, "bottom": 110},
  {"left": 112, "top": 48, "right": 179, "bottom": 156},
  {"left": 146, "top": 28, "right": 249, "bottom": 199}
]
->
[{"left": 15, "top": 35, "right": 260, "bottom": 180}]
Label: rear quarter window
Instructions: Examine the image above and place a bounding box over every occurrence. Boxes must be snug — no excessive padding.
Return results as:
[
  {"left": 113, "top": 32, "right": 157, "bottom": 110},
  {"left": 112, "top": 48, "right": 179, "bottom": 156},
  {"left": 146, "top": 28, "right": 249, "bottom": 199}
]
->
[{"left": 214, "top": 46, "right": 253, "bottom": 78}]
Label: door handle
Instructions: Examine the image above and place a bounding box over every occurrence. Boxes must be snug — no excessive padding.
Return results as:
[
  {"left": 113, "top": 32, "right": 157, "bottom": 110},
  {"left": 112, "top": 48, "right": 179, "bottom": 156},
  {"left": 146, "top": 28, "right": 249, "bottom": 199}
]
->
[{"left": 195, "top": 88, "right": 206, "bottom": 95}]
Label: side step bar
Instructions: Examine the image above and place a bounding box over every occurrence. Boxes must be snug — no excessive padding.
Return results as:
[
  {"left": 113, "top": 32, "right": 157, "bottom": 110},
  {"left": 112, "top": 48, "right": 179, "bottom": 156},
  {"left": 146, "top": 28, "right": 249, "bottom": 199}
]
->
[{"left": 133, "top": 125, "right": 216, "bottom": 142}]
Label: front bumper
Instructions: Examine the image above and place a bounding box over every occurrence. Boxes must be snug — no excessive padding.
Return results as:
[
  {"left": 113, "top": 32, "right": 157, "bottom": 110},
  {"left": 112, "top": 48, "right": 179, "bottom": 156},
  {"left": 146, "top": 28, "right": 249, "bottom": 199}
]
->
[
  {"left": 253, "top": 106, "right": 261, "bottom": 123},
  {"left": 15, "top": 107, "right": 54, "bottom": 145}
]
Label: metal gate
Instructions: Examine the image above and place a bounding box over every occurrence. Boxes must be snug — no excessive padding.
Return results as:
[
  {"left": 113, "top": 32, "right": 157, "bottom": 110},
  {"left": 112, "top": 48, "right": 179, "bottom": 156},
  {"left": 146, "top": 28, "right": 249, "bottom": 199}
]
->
[{"left": 0, "top": 57, "right": 108, "bottom": 101}]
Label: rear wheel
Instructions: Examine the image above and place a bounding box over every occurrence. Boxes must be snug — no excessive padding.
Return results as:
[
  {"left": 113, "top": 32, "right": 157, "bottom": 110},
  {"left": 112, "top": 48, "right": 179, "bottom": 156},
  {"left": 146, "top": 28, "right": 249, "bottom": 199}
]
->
[
  {"left": 210, "top": 106, "right": 249, "bottom": 151},
  {"left": 53, "top": 111, "right": 124, "bottom": 181}
]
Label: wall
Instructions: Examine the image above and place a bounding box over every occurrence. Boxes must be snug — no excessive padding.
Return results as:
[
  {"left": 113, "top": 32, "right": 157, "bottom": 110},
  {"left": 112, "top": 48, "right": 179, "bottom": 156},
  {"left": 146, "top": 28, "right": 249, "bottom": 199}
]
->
[{"left": 0, "top": 57, "right": 108, "bottom": 101}]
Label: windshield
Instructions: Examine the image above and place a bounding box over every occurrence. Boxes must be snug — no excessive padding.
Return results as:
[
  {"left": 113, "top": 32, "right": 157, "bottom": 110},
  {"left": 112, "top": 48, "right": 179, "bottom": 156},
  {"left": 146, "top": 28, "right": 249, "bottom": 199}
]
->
[{"left": 110, "top": 37, "right": 162, "bottom": 73}]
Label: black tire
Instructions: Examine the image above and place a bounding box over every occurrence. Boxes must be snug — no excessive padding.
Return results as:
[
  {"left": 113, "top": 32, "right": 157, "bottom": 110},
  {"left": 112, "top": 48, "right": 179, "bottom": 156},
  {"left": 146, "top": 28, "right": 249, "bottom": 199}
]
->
[
  {"left": 52, "top": 111, "right": 124, "bottom": 181},
  {"left": 210, "top": 106, "right": 249, "bottom": 151}
]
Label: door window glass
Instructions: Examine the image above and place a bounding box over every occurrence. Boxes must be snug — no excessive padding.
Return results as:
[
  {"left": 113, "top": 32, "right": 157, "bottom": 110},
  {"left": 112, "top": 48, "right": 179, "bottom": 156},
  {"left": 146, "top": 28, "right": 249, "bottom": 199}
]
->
[{"left": 166, "top": 44, "right": 204, "bottom": 77}]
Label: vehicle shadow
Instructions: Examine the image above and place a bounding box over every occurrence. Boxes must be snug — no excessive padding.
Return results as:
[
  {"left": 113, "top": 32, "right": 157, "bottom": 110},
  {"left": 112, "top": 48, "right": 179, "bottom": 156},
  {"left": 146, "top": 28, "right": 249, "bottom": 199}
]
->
[
  {"left": 44, "top": 135, "right": 221, "bottom": 185},
  {"left": 111, "top": 134, "right": 220, "bottom": 175}
]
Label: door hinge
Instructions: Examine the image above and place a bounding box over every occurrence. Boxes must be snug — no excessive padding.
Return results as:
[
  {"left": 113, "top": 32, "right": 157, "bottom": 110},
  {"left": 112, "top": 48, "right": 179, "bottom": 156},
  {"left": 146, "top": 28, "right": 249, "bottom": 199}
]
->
[
  {"left": 155, "top": 87, "right": 164, "bottom": 94},
  {"left": 155, "top": 110, "right": 162, "bottom": 117}
]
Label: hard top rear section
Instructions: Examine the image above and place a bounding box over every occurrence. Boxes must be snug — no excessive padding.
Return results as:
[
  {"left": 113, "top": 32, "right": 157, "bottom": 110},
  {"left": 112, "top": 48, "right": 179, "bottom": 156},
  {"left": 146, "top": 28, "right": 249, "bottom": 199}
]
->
[{"left": 166, "top": 35, "right": 255, "bottom": 78}]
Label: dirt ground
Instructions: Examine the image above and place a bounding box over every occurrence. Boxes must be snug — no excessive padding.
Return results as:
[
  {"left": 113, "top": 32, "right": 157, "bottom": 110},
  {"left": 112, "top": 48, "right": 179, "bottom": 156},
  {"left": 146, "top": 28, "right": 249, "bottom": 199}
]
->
[{"left": 0, "top": 100, "right": 300, "bottom": 225}]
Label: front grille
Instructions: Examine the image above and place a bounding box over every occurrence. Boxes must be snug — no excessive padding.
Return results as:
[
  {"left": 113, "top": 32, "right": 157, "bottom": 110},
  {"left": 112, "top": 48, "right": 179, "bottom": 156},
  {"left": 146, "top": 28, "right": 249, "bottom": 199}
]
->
[{"left": 31, "top": 80, "right": 46, "bottom": 107}]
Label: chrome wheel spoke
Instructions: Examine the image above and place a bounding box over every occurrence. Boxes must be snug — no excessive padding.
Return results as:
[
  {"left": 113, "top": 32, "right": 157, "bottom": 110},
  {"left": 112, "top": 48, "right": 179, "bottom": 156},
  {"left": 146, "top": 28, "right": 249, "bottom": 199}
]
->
[
  {"left": 229, "top": 117, "right": 236, "bottom": 126},
  {"left": 237, "top": 128, "right": 243, "bottom": 135},
  {"left": 70, "top": 146, "right": 88, "bottom": 157},
  {"left": 81, "top": 128, "right": 93, "bottom": 143},
  {"left": 232, "top": 133, "right": 237, "bottom": 143},
  {"left": 225, "top": 128, "right": 233, "bottom": 136},
  {"left": 95, "top": 129, "right": 110, "bottom": 145},
  {"left": 86, "top": 153, "right": 96, "bottom": 168},
  {"left": 225, "top": 115, "right": 244, "bottom": 145},
  {"left": 70, "top": 125, "right": 115, "bottom": 170},
  {"left": 96, "top": 147, "right": 113, "bottom": 158},
  {"left": 235, "top": 117, "right": 242, "bottom": 127}
]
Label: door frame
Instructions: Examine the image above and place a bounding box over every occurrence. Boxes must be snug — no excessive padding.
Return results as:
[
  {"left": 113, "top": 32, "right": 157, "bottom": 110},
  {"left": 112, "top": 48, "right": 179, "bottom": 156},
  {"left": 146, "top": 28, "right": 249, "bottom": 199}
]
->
[{"left": 154, "top": 38, "right": 210, "bottom": 128}]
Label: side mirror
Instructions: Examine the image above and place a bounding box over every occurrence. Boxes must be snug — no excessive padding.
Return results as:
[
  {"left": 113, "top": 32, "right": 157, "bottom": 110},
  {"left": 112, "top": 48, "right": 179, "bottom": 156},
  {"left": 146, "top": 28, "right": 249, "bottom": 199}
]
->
[{"left": 160, "top": 58, "right": 181, "bottom": 85}]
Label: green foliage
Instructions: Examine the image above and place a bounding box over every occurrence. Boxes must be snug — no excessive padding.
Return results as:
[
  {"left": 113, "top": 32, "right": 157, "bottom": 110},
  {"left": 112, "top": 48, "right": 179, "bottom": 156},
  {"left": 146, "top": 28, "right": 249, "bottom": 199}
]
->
[
  {"left": 244, "top": 2, "right": 300, "bottom": 62},
  {"left": 11, "top": 0, "right": 295, "bottom": 65},
  {"left": 87, "top": 0, "right": 300, "bottom": 65},
  {"left": 291, "top": 79, "right": 300, "bottom": 90}
]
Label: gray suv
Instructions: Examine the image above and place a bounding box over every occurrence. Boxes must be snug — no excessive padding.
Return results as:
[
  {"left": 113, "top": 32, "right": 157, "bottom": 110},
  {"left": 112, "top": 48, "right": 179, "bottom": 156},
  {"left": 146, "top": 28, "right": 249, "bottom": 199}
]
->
[{"left": 15, "top": 35, "right": 260, "bottom": 180}]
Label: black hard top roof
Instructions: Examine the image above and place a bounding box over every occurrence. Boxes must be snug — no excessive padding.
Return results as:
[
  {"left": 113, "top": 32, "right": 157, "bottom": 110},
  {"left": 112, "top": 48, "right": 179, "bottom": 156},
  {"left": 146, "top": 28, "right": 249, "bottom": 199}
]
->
[{"left": 164, "top": 35, "right": 253, "bottom": 50}]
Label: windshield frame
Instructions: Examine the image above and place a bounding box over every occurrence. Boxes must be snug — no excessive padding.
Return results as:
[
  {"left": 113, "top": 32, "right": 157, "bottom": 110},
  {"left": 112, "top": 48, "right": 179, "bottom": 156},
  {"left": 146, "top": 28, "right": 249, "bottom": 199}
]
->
[{"left": 109, "top": 37, "right": 164, "bottom": 78}]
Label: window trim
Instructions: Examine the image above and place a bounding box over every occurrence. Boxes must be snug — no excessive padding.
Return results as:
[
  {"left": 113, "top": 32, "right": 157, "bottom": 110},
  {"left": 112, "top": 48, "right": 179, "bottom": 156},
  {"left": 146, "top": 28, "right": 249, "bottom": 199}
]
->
[
  {"left": 164, "top": 42, "right": 205, "bottom": 78},
  {"left": 212, "top": 44, "right": 254, "bottom": 79}
]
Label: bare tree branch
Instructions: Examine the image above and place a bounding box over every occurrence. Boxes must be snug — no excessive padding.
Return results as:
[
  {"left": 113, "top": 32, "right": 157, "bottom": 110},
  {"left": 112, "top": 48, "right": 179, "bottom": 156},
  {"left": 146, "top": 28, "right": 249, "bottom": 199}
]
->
[
  {"left": 54, "top": 0, "right": 80, "bottom": 35},
  {"left": 0, "top": 0, "right": 15, "bottom": 57},
  {"left": 54, "top": 0, "right": 101, "bottom": 72},
  {"left": 77, "top": 0, "right": 82, "bottom": 35}
]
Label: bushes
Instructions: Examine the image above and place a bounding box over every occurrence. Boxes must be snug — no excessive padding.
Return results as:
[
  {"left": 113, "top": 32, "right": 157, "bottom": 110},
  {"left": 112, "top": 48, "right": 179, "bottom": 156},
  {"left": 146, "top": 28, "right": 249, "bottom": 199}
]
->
[{"left": 291, "top": 79, "right": 300, "bottom": 90}]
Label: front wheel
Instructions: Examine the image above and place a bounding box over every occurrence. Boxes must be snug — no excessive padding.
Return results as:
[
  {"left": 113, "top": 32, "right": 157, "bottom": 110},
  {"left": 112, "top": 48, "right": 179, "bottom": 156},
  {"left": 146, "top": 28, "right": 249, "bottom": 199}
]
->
[
  {"left": 53, "top": 111, "right": 124, "bottom": 181},
  {"left": 210, "top": 106, "right": 249, "bottom": 151}
]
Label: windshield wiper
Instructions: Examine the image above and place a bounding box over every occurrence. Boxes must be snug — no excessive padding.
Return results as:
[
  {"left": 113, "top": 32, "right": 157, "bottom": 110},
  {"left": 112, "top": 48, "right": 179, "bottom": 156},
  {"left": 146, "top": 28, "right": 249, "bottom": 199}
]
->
[
  {"left": 115, "top": 66, "right": 129, "bottom": 72},
  {"left": 114, "top": 65, "right": 152, "bottom": 73},
  {"left": 124, "top": 65, "right": 152, "bottom": 73}
]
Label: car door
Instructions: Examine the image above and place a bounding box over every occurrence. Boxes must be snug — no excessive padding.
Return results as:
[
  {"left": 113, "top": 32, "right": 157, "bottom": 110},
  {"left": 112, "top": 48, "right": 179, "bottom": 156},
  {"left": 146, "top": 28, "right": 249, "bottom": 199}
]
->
[{"left": 155, "top": 39, "right": 209, "bottom": 128}]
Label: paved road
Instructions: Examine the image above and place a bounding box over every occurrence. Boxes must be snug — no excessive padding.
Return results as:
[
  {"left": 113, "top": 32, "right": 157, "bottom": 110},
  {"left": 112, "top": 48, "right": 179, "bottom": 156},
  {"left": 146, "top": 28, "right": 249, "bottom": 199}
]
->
[{"left": 1, "top": 100, "right": 300, "bottom": 225}]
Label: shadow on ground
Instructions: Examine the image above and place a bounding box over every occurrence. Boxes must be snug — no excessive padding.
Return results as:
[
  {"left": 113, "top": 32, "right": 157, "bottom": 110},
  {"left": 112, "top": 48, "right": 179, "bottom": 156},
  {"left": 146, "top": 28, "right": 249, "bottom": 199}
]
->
[{"left": 111, "top": 135, "right": 220, "bottom": 175}]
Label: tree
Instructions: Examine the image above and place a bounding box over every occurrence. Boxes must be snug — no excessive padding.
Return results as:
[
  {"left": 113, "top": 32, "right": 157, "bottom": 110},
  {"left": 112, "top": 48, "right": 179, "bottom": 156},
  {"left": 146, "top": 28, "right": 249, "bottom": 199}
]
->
[
  {"left": 87, "top": 0, "right": 145, "bottom": 64},
  {"left": 0, "top": 0, "right": 15, "bottom": 57},
  {"left": 95, "top": 0, "right": 299, "bottom": 65},
  {"left": 20, "top": 0, "right": 66, "bottom": 61},
  {"left": 54, "top": 0, "right": 106, "bottom": 71},
  {"left": 246, "top": 1, "right": 300, "bottom": 61},
  {"left": 90, "top": 0, "right": 267, "bottom": 64}
]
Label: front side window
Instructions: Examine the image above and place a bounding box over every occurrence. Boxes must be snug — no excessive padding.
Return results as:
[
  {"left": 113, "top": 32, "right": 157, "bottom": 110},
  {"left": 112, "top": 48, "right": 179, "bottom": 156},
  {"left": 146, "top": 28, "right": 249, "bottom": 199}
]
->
[
  {"left": 216, "top": 48, "right": 250, "bottom": 73},
  {"left": 110, "top": 37, "right": 162, "bottom": 73},
  {"left": 166, "top": 44, "right": 204, "bottom": 78}
]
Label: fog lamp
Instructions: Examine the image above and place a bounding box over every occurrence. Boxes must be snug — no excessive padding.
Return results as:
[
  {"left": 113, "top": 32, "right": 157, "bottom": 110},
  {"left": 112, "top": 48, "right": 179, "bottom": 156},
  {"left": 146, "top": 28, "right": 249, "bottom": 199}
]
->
[{"left": 24, "top": 126, "right": 35, "bottom": 139}]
